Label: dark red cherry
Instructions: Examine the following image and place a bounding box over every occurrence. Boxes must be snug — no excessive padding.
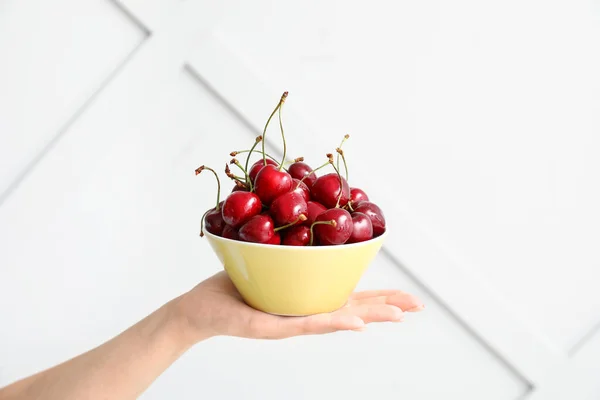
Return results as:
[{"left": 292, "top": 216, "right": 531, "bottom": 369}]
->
[
  {"left": 350, "top": 187, "right": 369, "bottom": 203},
  {"left": 305, "top": 201, "right": 327, "bottom": 226},
  {"left": 347, "top": 212, "right": 373, "bottom": 243},
  {"left": 354, "top": 201, "right": 386, "bottom": 237},
  {"left": 254, "top": 165, "right": 293, "bottom": 206},
  {"left": 231, "top": 183, "right": 249, "bottom": 192},
  {"left": 270, "top": 191, "right": 307, "bottom": 226},
  {"left": 222, "top": 191, "right": 262, "bottom": 228},
  {"left": 310, "top": 173, "right": 350, "bottom": 209},
  {"left": 291, "top": 179, "right": 310, "bottom": 203},
  {"left": 282, "top": 225, "right": 310, "bottom": 246},
  {"left": 288, "top": 162, "right": 317, "bottom": 187},
  {"left": 314, "top": 208, "right": 353, "bottom": 245},
  {"left": 204, "top": 202, "right": 226, "bottom": 236},
  {"left": 266, "top": 232, "right": 281, "bottom": 245},
  {"left": 239, "top": 214, "right": 275, "bottom": 243},
  {"left": 222, "top": 225, "right": 239, "bottom": 240},
  {"left": 249, "top": 159, "right": 278, "bottom": 183}
]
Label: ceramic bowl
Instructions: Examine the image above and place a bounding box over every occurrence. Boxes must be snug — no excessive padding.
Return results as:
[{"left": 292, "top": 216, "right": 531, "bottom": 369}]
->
[{"left": 204, "top": 230, "right": 387, "bottom": 316}]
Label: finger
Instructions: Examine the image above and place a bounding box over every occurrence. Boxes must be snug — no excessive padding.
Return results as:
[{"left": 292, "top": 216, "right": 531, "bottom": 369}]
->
[
  {"left": 336, "top": 304, "right": 404, "bottom": 324},
  {"left": 349, "top": 289, "right": 406, "bottom": 300},
  {"left": 348, "top": 293, "right": 424, "bottom": 312},
  {"left": 248, "top": 311, "right": 365, "bottom": 340},
  {"left": 298, "top": 314, "right": 365, "bottom": 335}
]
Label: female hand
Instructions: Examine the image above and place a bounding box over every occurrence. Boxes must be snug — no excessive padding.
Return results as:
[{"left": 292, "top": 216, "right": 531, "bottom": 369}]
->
[
  {"left": 177, "top": 271, "right": 425, "bottom": 343},
  {"left": 0, "top": 270, "right": 424, "bottom": 400}
]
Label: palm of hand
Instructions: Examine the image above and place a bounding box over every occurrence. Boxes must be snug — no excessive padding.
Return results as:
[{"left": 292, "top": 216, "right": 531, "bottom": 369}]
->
[{"left": 182, "top": 271, "right": 424, "bottom": 341}]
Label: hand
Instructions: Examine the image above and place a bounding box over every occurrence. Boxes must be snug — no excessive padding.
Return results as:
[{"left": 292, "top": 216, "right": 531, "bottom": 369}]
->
[{"left": 177, "top": 271, "right": 424, "bottom": 343}]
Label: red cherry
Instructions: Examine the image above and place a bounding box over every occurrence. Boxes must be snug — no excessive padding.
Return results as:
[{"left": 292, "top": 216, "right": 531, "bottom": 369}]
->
[
  {"left": 222, "top": 225, "right": 239, "bottom": 240},
  {"left": 347, "top": 212, "right": 373, "bottom": 243},
  {"left": 231, "top": 183, "right": 249, "bottom": 193},
  {"left": 270, "top": 191, "right": 308, "bottom": 226},
  {"left": 305, "top": 201, "right": 327, "bottom": 226},
  {"left": 282, "top": 225, "right": 310, "bottom": 246},
  {"left": 239, "top": 214, "right": 275, "bottom": 243},
  {"left": 310, "top": 173, "right": 350, "bottom": 209},
  {"left": 266, "top": 232, "right": 281, "bottom": 245},
  {"left": 291, "top": 179, "right": 310, "bottom": 203},
  {"left": 254, "top": 165, "right": 293, "bottom": 206},
  {"left": 354, "top": 201, "right": 386, "bottom": 237},
  {"left": 204, "top": 201, "right": 226, "bottom": 236},
  {"left": 222, "top": 191, "right": 262, "bottom": 228},
  {"left": 350, "top": 187, "right": 369, "bottom": 203},
  {"left": 314, "top": 208, "right": 353, "bottom": 245},
  {"left": 195, "top": 165, "right": 225, "bottom": 237},
  {"left": 249, "top": 159, "right": 278, "bottom": 183},
  {"left": 288, "top": 162, "right": 317, "bottom": 187}
]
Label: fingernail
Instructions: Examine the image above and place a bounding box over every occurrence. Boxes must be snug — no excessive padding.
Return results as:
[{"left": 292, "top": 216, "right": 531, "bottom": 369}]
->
[
  {"left": 407, "top": 304, "right": 425, "bottom": 312},
  {"left": 353, "top": 327, "right": 367, "bottom": 332},
  {"left": 392, "top": 308, "right": 405, "bottom": 322}
]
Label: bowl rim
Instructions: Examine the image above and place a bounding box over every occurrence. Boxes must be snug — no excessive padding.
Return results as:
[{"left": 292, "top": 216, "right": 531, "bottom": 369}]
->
[{"left": 204, "top": 228, "right": 388, "bottom": 250}]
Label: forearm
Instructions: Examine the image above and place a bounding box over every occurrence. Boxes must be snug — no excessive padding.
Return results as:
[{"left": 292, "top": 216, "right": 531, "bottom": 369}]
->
[{"left": 0, "top": 297, "right": 203, "bottom": 400}]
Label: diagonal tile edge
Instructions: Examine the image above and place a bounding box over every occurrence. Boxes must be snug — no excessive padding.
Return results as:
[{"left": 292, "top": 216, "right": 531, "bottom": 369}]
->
[{"left": 0, "top": 37, "right": 149, "bottom": 208}]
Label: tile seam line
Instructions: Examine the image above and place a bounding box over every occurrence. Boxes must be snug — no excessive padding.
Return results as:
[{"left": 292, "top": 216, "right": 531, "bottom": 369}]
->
[{"left": 0, "top": 38, "right": 149, "bottom": 208}]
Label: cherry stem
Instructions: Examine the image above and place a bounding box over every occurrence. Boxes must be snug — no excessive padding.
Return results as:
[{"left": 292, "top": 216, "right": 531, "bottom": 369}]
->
[
  {"left": 274, "top": 214, "right": 307, "bottom": 232},
  {"left": 195, "top": 165, "right": 221, "bottom": 210},
  {"left": 346, "top": 200, "right": 355, "bottom": 212},
  {"left": 262, "top": 92, "right": 288, "bottom": 166},
  {"left": 295, "top": 157, "right": 331, "bottom": 189},
  {"left": 199, "top": 208, "right": 211, "bottom": 237},
  {"left": 224, "top": 164, "right": 246, "bottom": 185},
  {"left": 336, "top": 147, "right": 349, "bottom": 182},
  {"left": 234, "top": 180, "right": 248, "bottom": 190},
  {"left": 336, "top": 134, "right": 350, "bottom": 171},
  {"left": 234, "top": 148, "right": 280, "bottom": 167},
  {"left": 230, "top": 158, "right": 251, "bottom": 190},
  {"left": 328, "top": 158, "right": 344, "bottom": 208},
  {"left": 309, "top": 220, "right": 337, "bottom": 246},
  {"left": 277, "top": 99, "right": 287, "bottom": 171},
  {"left": 242, "top": 136, "right": 264, "bottom": 183}
]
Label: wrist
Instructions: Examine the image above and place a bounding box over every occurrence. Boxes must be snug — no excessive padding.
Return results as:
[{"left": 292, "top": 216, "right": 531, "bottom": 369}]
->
[{"left": 168, "top": 294, "right": 215, "bottom": 346}]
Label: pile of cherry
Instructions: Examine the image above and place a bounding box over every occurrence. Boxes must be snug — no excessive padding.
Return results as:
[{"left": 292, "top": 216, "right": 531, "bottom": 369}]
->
[{"left": 196, "top": 92, "right": 385, "bottom": 246}]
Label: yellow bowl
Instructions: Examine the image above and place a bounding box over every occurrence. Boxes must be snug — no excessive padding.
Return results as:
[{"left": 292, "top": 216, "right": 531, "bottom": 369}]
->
[{"left": 204, "top": 230, "right": 387, "bottom": 316}]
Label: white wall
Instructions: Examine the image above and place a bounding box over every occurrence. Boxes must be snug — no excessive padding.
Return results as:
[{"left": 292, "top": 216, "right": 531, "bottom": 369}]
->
[{"left": 1, "top": 1, "right": 599, "bottom": 399}]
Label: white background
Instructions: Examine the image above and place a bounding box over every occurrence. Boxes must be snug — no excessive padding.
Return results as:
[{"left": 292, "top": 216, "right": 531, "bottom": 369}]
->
[{"left": 1, "top": 1, "right": 599, "bottom": 399}]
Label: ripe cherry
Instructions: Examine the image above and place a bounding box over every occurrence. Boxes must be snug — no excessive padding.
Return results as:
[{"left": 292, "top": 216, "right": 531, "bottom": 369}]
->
[
  {"left": 354, "top": 201, "right": 386, "bottom": 237},
  {"left": 204, "top": 200, "right": 226, "bottom": 236},
  {"left": 313, "top": 208, "right": 353, "bottom": 245},
  {"left": 239, "top": 214, "right": 275, "bottom": 243},
  {"left": 222, "top": 224, "right": 239, "bottom": 240},
  {"left": 196, "top": 165, "right": 225, "bottom": 237},
  {"left": 282, "top": 225, "right": 311, "bottom": 246},
  {"left": 222, "top": 191, "right": 262, "bottom": 228},
  {"left": 239, "top": 213, "right": 304, "bottom": 244},
  {"left": 270, "top": 191, "right": 307, "bottom": 226},
  {"left": 347, "top": 212, "right": 373, "bottom": 243},
  {"left": 231, "top": 180, "right": 249, "bottom": 193},
  {"left": 249, "top": 158, "right": 278, "bottom": 183},
  {"left": 291, "top": 179, "right": 310, "bottom": 203},
  {"left": 305, "top": 201, "right": 327, "bottom": 226},
  {"left": 288, "top": 160, "right": 317, "bottom": 187},
  {"left": 311, "top": 173, "right": 350, "bottom": 209},
  {"left": 350, "top": 187, "right": 369, "bottom": 204},
  {"left": 266, "top": 232, "right": 281, "bottom": 245},
  {"left": 254, "top": 165, "right": 293, "bottom": 206}
]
